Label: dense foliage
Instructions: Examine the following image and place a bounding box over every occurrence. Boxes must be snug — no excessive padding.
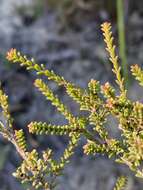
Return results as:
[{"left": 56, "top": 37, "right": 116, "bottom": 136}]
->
[{"left": 0, "top": 22, "right": 143, "bottom": 189}]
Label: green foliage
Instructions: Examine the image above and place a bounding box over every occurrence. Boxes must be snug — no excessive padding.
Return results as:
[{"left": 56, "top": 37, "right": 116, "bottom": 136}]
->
[
  {"left": 28, "top": 122, "right": 82, "bottom": 135},
  {"left": 131, "top": 64, "right": 143, "bottom": 86},
  {"left": 15, "top": 129, "right": 27, "bottom": 152},
  {"left": 113, "top": 176, "right": 127, "bottom": 190},
  {"left": 0, "top": 22, "right": 143, "bottom": 190}
]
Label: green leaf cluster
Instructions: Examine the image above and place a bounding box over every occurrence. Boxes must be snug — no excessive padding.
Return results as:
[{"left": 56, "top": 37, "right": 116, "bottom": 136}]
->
[{"left": 0, "top": 22, "right": 143, "bottom": 189}]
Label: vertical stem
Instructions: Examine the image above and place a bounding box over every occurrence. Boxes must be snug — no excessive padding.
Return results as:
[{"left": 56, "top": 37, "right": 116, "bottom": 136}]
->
[{"left": 117, "top": 0, "right": 128, "bottom": 87}]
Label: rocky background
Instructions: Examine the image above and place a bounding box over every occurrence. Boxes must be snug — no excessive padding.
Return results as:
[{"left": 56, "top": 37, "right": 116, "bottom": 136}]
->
[{"left": 0, "top": 0, "right": 143, "bottom": 189}]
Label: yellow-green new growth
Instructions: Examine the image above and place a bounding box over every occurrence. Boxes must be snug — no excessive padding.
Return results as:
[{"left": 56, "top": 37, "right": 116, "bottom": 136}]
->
[
  {"left": 131, "top": 64, "right": 143, "bottom": 86},
  {"left": 14, "top": 129, "right": 27, "bottom": 152},
  {"left": 28, "top": 122, "right": 83, "bottom": 135},
  {"left": 113, "top": 176, "right": 127, "bottom": 190},
  {"left": 101, "top": 22, "right": 126, "bottom": 96},
  {"left": 1, "top": 22, "right": 143, "bottom": 190},
  {"left": 0, "top": 88, "right": 13, "bottom": 128}
]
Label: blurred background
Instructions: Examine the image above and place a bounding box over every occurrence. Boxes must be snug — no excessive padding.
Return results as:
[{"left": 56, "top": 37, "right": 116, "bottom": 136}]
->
[{"left": 0, "top": 0, "right": 143, "bottom": 189}]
